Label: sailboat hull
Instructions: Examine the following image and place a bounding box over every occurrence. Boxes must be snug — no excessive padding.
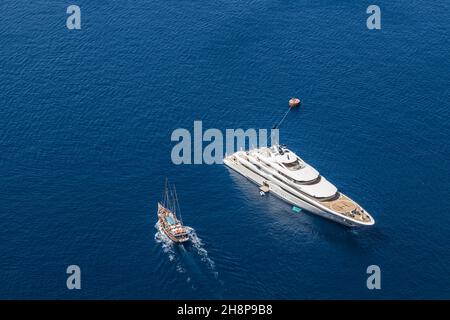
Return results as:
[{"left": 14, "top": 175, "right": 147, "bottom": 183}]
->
[{"left": 157, "top": 203, "right": 190, "bottom": 243}]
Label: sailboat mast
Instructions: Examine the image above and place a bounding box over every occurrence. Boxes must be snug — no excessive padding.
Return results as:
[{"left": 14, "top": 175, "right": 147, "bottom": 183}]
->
[
  {"left": 173, "top": 185, "right": 183, "bottom": 224},
  {"left": 169, "top": 184, "right": 175, "bottom": 214},
  {"left": 163, "top": 178, "right": 169, "bottom": 207}
]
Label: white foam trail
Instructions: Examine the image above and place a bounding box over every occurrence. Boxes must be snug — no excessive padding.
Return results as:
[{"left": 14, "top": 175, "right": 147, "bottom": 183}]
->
[
  {"left": 155, "top": 223, "right": 218, "bottom": 278},
  {"left": 185, "top": 226, "right": 217, "bottom": 273},
  {"left": 154, "top": 222, "right": 185, "bottom": 273}
]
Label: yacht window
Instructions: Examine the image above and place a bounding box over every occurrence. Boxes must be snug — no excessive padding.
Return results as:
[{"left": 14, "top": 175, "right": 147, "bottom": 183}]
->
[{"left": 283, "top": 160, "right": 302, "bottom": 170}]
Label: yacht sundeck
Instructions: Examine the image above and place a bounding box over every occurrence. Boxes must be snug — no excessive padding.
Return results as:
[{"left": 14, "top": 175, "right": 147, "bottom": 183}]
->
[{"left": 224, "top": 144, "right": 374, "bottom": 227}]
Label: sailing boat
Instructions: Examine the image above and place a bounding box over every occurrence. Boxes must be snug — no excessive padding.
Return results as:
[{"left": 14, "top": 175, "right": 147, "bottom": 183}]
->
[{"left": 157, "top": 179, "right": 190, "bottom": 243}]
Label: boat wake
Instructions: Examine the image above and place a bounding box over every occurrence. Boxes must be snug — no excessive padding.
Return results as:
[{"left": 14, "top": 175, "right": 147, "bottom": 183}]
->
[
  {"left": 154, "top": 222, "right": 222, "bottom": 295},
  {"left": 154, "top": 222, "right": 180, "bottom": 266},
  {"left": 184, "top": 226, "right": 218, "bottom": 276}
]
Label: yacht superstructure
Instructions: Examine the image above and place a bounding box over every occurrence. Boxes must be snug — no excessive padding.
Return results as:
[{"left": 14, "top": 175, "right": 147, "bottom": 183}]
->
[{"left": 224, "top": 145, "right": 374, "bottom": 227}]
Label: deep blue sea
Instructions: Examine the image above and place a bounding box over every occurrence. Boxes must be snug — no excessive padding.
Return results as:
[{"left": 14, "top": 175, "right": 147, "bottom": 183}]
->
[{"left": 1, "top": 1, "right": 449, "bottom": 299}]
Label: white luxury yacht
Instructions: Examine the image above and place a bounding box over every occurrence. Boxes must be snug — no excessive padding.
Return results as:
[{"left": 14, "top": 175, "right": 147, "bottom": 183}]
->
[{"left": 223, "top": 144, "right": 374, "bottom": 227}]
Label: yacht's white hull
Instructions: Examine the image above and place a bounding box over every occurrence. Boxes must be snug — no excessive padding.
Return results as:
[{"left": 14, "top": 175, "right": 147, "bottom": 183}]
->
[{"left": 224, "top": 157, "right": 369, "bottom": 227}]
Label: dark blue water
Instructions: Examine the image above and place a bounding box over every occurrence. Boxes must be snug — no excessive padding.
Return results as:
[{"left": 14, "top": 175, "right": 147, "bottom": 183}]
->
[{"left": 1, "top": 1, "right": 449, "bottom": 299}]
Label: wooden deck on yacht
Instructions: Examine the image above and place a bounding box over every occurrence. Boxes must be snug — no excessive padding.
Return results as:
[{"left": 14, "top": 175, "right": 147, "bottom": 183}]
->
[{"left": 320, "top": 194, "right": 371, "bottom": 222}]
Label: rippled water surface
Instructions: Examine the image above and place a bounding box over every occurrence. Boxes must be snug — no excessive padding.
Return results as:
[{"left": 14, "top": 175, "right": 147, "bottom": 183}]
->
[{"left": 1, "top": 1, "right": 449, "bottom": 298}]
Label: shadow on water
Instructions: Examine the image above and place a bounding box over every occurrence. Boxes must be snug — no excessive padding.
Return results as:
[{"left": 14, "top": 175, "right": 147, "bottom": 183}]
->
[{"left": 154, "top": 223, "right": 224, "bottom": 299}]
